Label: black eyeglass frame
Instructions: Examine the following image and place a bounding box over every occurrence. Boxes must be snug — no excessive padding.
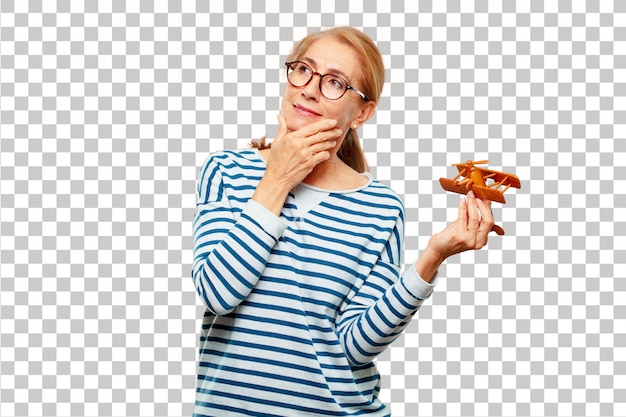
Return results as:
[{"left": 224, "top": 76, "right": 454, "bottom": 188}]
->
[{"left": 285, "top": 61, "right": 370, "bottom": 101}]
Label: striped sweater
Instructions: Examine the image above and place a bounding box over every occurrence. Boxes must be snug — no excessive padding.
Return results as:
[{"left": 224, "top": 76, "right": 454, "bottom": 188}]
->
[{"left": 192, "top": 149, "right": 437, "bottom": 417}]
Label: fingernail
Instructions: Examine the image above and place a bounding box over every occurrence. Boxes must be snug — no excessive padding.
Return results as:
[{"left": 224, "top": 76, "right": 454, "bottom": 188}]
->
[
  {"left": 467, "top": 191, "right": 475, "bottom": 198},
  {"left": 329, "top": 119, "right": 337, "bottom": 126}
]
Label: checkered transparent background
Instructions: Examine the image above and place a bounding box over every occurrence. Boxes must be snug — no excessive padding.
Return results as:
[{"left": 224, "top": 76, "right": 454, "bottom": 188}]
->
[{"left": 0, "top": 1, "right": 624, "bottom": 416}]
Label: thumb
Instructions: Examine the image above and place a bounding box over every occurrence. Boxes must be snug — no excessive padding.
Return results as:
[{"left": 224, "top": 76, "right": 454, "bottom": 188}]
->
[{"left": 276, "top": 114, "right": 288, "bottom": 139}]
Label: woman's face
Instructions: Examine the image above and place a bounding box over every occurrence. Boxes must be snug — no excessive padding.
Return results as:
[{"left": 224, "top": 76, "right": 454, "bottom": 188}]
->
[{"left": 280, "top": 37, "right": 375, "bottom": 135}]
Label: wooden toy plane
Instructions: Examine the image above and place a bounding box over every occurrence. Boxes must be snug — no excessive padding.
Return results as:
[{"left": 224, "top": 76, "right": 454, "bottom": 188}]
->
[{"left": 439, "top": 160, "right": 521, "bottom": 235}]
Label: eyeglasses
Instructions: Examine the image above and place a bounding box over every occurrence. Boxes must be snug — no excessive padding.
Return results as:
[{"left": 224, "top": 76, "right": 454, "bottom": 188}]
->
[{"left": 285, "top": 61, "right": 370, "bottom": 101}]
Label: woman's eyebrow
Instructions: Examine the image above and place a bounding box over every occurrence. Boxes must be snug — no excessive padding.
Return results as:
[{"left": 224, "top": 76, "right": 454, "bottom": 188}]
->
[{"left": 302, "top": 57, "right": 350, "bottom": 80}]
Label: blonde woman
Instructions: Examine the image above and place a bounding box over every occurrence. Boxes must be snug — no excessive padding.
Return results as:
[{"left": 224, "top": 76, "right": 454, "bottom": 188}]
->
[{"left": 192, "top": 27, "right": 494, "bottom": 416}]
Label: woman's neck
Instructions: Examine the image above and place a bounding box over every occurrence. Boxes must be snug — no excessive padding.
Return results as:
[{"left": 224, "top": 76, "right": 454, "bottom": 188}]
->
[{"left": 303, "top": 155, "right": 367, "bottom": 191}]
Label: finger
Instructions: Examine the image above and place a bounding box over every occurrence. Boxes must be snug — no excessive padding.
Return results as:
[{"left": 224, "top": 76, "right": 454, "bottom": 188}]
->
[
  {"left": 475, "top": 198, "right": 495, "bottom": 244},
  {"left": 316, "top": 128, "right": 343, "bottom": 142},
  {"left": 296, "top": 118, "right": 338, "bottom": 137},
  {"left": 476, "top": 197, "right": 494, "bottom": 225},
  {"left": 310, "top": 138, "right": 338, "bottom": 155},
  {"left": 276, "top": 114, "right": 288, "bottom": 140},
  {"left": 310, "top": 150, "right": 332, "bottom": 165},
  {"left": 466, "top": 191, "right": 480, "bottom": 230},
  {"left": 296, "top": 129, "right": 343, "bottom": 152},
  {"left": 458, "top": 194, "right": 468, "bottom": 230}
]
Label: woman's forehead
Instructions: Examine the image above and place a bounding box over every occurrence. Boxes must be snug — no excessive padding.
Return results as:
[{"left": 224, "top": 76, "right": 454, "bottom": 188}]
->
[{"left": 301, "top": 38, "right": 361, "bottom": 78}]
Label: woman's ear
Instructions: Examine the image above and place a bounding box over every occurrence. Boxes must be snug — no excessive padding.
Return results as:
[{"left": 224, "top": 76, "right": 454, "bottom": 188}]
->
[{"left": 352, "top": 101, "right": 377, "bottom": 129}]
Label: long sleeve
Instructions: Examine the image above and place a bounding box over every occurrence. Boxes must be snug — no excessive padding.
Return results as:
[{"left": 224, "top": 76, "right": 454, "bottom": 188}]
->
[
  {"left": 192, "top": 153, "right": 287, "bottom": 315},
  {"left": 336, "top": 213, "right": 437, "bottom": 366}
]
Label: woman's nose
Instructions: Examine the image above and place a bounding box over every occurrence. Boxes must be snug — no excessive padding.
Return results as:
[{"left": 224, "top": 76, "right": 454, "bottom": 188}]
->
[{"left": 301, "top": 74, "right": 321, "bottom": 100}]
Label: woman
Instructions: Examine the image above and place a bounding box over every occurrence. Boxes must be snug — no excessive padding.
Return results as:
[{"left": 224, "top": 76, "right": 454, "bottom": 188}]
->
[{"left": 192, "top": 27, "right": 494, "bottom": 416}]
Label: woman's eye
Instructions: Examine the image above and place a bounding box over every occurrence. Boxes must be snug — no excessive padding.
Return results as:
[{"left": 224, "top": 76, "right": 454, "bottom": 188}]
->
[
  {"left": 326, "top": 77, "right": 345, "bottom": 90},
  {"left": 296, "top": 64, "right": 311, "bottom": 74}
]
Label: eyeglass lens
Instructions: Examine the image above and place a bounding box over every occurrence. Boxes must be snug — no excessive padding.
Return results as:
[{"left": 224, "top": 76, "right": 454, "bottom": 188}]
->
[{"left": 287, "top": 62, "right": 347, "bottom": 100}]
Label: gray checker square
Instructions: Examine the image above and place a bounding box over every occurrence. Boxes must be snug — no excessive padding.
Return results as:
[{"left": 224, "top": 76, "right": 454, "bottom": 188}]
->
[{"left": 0, "top": 1, "right": 624, "bottom": 416}]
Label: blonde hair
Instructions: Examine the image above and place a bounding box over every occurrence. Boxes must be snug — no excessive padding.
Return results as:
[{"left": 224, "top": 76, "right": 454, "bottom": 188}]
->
[{"left": 253, "top": 27, "right": 385, "bottom": 173}]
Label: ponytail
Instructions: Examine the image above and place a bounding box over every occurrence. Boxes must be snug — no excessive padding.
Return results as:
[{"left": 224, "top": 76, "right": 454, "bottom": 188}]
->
[{"left": 337, "top": 128, "right": 368, "bottom": 173}]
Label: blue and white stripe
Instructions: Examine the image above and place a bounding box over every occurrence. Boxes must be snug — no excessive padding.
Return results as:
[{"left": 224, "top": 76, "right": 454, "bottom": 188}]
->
[{"left": 192, "top": 149, "right": 436, "bottom": 416}]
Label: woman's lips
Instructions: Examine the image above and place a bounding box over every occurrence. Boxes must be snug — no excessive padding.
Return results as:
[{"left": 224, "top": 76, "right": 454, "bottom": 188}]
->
[{"left": 293, "top": 103, "right": 322, "bottom": 117}]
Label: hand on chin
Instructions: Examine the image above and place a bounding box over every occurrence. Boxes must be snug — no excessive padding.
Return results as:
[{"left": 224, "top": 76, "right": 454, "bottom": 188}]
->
[{"left": 284, "top": 115, "right": 315, "bottom": 133}]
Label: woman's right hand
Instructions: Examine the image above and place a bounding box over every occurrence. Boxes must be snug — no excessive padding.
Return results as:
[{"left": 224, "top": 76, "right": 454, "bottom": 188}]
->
[
  {"left": 265, "top": 115, "right": 343, "bottom": 190},
  {"left": 252, "top": 115, "right": 343, "bottom": 215}
]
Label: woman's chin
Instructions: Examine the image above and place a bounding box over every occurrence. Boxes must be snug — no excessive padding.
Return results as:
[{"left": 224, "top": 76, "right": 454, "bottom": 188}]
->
[{"left": 285, "top": 117, "right": 313, "bottom": 132}]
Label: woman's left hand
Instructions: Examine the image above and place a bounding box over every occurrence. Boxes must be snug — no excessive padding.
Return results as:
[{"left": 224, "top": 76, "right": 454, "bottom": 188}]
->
[
  {"left": 428, "top": 190, "right": 494, "bottom": 260},
  {"left": 414, "top": 190, "right": 497, "bottom": 282}
]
